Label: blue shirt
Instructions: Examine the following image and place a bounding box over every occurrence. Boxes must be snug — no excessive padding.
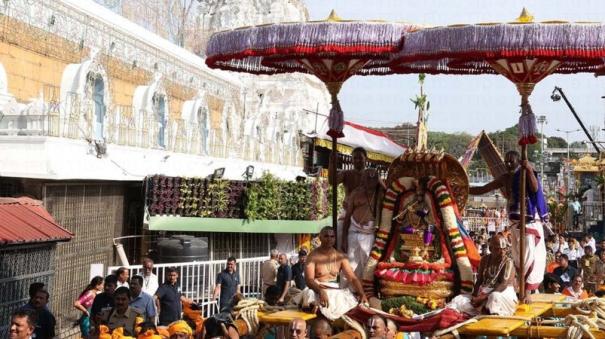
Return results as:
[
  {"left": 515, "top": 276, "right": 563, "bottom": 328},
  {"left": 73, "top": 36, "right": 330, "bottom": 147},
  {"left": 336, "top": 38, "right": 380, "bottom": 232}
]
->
[
  {"left": 155, "top": 283, "right": 182, "bottom": 326},
  {"left": 129, "top": 291, "right": 156, "bottom": 321},
  {"left": 216, "top": 270, "right": 240, "bottom": 312},
  {"left": 291, "top": 262, "right": 306, "bottom": 289},
  {"left": 276, "top": 264, "right": 292, "bottom": 295}
]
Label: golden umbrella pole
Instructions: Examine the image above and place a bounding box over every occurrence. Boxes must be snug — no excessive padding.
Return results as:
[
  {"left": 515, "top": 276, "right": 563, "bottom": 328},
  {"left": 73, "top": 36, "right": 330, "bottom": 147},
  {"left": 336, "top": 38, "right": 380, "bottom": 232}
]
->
[{"left": 326, "top": 81, "right": 344, "bottom": 230}]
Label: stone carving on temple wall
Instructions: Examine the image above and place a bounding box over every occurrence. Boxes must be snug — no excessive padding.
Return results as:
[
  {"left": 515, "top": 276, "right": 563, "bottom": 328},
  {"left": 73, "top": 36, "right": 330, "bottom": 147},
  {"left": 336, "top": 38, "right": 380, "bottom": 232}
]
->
[
  {"left": 1, "top": 0, "right": 330, "bottom": 168},
  {"left": 132, "top": 73, "right": 169, "bottom": 148},
  {"left": 59, "top": 48, "right": 112, "bottom": 141},
  {"left": 181, "top": 89, "right": 210, "bottom": 155}
]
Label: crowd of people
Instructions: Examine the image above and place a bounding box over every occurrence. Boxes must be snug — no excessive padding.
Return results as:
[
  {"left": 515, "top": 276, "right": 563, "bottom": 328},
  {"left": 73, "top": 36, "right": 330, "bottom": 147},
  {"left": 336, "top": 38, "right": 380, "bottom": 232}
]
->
[
  {"left": 467, "top": 230, "right": 605, "bottom": 301},
  {"left": 543, "top": 233, "right": 605, "bottom": 297},
  {"left": 9, "top": 146, "right": 605, "bottom": 339},
  {"left": 9, "top": 258, "right": 202, "bottom": 339}
]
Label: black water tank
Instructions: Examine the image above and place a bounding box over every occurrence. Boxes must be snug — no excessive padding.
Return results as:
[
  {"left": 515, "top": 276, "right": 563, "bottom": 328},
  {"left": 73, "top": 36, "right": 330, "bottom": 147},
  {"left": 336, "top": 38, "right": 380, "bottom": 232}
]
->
[{"left": 156, "top": 235, "right": 209, "bottom": 263}]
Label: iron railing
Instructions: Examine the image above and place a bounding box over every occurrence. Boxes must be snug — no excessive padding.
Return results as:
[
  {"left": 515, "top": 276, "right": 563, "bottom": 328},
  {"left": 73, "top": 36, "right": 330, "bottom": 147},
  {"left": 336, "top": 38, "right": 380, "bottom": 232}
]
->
[
  {"left": 461, "top": 216, "right": 505, "bottom": 234},
  {"left": 107, "top": 256, "right": 265, "bottom": 317}
]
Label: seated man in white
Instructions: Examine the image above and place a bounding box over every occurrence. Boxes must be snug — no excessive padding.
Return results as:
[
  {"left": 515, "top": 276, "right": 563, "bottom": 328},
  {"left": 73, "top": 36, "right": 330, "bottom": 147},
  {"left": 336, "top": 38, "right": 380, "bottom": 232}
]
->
[
  {"left": 301, "top": 226, "right": 368, "bottom": 320},
  {"left": 447, "top": 235, "right": 517, "bottom": 316}
]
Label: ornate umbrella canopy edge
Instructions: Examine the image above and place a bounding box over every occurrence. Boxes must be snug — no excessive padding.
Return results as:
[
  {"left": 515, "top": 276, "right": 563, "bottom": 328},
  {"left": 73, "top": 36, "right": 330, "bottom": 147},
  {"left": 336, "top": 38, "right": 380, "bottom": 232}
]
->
[{"left": 206, "top": 21, "right": 419, "bottom": 77}]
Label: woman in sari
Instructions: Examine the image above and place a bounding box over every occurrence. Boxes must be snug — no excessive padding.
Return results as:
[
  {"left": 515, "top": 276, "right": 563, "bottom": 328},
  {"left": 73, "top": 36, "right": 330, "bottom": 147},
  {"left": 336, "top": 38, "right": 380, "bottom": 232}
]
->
[{"left": 74, "top": 276, "right": 104, "bottom": 338}]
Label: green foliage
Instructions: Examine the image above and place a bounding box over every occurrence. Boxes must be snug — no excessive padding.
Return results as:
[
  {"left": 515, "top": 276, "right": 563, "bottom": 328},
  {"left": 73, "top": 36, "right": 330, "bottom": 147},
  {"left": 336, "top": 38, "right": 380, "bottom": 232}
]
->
[
  {"left": 244, "top": 174, "right": 331, "bottom": 221},
  {"left": 244, "top": 173, "right": 282, "bottom": 220},
  {"left": 327, "top": 184, "right": 345, "bottom": 217},
  {"left": 570, "top": 141, "right": 586, "bottom": 148},
  {"left": 381, "top": 296, "right": 428, "bottom": 315},
  {"left": 281, "top": 180, "right": 312, "bottom": 220},
  {"left": 427, "top": 131, "right": 473, "bottom": 158},
  {"left": 411, "top": 73, "right": 430, "bottom": 115},
  {"left": 547, "top": 136, "right": 567, "bottom": 148},
  {"left": 200, "top": 179, "right": 229, "bottom": 217}
]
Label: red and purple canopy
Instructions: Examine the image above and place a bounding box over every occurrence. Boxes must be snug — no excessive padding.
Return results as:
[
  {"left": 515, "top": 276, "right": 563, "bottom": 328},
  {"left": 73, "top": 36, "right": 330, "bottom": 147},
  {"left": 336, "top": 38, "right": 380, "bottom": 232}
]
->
[
  {"left": 206, "top": 15, "right": 419, "bottom": 138},
  {"left": 390, "top": 18, "right": 605, "bottom": 145},
  {"left": 206, "top": 19, "right": 418, "bottom": 79},
  {"left": 391, "top": 21, "right": 605, "bottom": 75}
]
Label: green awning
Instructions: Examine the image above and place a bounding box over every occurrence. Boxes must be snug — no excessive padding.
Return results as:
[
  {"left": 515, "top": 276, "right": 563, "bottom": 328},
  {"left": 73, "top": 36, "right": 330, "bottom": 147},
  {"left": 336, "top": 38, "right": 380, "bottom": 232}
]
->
[{"left": 148, "top": 216, "right": 331, "bottom": 233}]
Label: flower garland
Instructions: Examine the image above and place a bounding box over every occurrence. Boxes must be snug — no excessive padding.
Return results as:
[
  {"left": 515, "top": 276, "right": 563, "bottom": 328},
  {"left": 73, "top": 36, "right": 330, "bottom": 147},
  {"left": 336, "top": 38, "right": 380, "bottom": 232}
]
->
[{"left": 363, "top": 176, "right": 479, "bottom": 295}]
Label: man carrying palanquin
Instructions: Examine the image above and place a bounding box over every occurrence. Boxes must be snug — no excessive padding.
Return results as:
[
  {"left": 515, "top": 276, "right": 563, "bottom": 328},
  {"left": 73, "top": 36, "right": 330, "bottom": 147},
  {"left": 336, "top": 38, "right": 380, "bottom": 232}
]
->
[
  {"left": 302, "top": 226, "right": 368, "bottom": 320},
  {"left": 469, "top": 150, "right": 548, "bottom": 298},
  {"left": 343, "top": 172, "right": 382, "bottom": 278},
  {"left": 447, "top": 235, "right": 518, "bottom": 316},
  {"left": 329, "top": 147, "right": 385, "bottom": 248}
]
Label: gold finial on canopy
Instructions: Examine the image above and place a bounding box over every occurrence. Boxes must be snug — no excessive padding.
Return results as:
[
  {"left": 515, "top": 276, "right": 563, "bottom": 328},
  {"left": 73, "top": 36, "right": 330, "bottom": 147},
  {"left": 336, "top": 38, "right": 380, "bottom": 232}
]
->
[
  {"left": 326, "top": 10, "right": 342, "bottom": 22},
  {"left": 515, "top": 8, "right": 534, "bottom": 23}
]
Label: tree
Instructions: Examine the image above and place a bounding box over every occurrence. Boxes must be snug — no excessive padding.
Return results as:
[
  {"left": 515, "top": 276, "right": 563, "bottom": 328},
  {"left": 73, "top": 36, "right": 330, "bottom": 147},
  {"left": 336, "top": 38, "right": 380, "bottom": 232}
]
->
[
  {"left": 99, "top": 0, "right": 202, "bottom": 49},
  {"left": 427, "top": 131, "right": 473, "bottom": 158},
  {"left": 547, "top": 136, "right": 567, "bottom": 148},
  {"left": 166, "top": 0, "right": 198, "bottom": 47},
  {"left": 570, "top": 141, "right": 587, "bottom": 149}
]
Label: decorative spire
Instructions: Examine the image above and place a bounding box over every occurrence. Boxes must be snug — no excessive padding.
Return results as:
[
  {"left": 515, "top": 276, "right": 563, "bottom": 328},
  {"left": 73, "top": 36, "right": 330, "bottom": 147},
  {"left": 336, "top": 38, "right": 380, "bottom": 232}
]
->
[
  {"left": 515, "top": 8, "right": 534, "bottom": 23},
  {"left": 326, "top": 10, "right": 342, "bottom": 22}
]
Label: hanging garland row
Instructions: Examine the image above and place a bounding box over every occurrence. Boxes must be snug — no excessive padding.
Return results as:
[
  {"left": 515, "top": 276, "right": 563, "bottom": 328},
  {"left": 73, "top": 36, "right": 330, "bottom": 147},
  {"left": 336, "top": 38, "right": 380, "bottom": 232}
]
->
[{"left": 146, "top": 174, "right": 335, "bottom": 221}]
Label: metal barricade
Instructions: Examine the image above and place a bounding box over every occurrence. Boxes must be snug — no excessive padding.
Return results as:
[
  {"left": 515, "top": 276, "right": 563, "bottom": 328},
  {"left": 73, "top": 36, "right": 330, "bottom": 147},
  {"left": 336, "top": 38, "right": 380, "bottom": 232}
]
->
[{"left": 461, "top": 216, "right": 504, "bottom": 234}]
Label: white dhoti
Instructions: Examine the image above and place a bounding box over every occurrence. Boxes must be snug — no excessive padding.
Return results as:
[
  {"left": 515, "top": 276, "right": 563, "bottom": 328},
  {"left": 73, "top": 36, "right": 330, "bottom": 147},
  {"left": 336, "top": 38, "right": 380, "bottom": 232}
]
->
[
  {"left": 300, "top": 282, "right": 359, "bottom": 321},
  {"left": 347, "top": 218, "right": 375, "bottom": 279},
  {"left": 511, "top": 220, "right": 546, "bottom": 291},
  {"left": 447, "top": 286, "right": 518, "bottom": 316}
]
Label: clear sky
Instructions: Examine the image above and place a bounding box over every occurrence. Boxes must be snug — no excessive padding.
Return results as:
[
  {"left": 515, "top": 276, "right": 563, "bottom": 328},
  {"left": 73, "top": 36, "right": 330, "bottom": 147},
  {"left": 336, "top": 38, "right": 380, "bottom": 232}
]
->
[{"left": 303, "top": 0, "right": 605, "bottom": 143}]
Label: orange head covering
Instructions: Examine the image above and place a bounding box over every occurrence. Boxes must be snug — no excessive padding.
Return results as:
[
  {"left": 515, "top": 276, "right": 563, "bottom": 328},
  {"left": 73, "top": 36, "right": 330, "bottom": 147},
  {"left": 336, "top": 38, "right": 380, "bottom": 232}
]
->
[
  {"left": 137, "top": 329, "right": 163, "bottom": 339},
  {"left": 110, "top": 327, "right": 135, "bottom": 339},
  {"left": 99, "top": 325, "right": 112, "bottom": 339},
  {"left": 167, "top": 320, "right": 193, "bottom": 337},
  {"left": 156, "top": 327, "right": 170, "bottom": 338}
]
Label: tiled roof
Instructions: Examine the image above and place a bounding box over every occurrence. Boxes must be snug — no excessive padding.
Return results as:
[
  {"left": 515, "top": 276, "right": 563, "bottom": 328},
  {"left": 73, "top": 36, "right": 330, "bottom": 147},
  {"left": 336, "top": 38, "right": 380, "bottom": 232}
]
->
[{"left": 0, "top": 197, "right": 73, "bottom": 246}]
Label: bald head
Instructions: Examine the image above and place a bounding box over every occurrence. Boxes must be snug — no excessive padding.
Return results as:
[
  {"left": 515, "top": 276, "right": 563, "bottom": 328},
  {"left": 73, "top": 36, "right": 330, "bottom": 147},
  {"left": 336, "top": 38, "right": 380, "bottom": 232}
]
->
[
  {"left": 367, "top": 315, "right": 387, "bottom": 338},
  {"left": 386, "top": 319, "right": 397, "bottom": 339},
  {"left": 319, "top": 226, "right": 336, "bottom": 248},
  {"left": 313, "top": 318, "right": 333, "bottom": 339},
  {"left": 289, "top": 318, "right": 307, "bottom": 339},
  {"left": 489, "top": 234, "right": 508, "bottom": 257}
]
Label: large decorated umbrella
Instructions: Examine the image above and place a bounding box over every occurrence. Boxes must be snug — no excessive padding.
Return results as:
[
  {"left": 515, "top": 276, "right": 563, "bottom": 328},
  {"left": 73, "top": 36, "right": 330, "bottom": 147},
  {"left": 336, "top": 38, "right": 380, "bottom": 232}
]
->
[
  {"left": 206, "top": 11, "right": 419, "bottom": 228},
  {"left": 389, "top": 9, "right": 605, "bottom": 301}
]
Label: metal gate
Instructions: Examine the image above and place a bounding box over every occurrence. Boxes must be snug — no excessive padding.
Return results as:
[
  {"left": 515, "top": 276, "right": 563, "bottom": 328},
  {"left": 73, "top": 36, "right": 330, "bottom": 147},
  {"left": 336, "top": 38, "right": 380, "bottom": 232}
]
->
[{"left": 0, "top": 244, "right": 55, "bottom": 337}]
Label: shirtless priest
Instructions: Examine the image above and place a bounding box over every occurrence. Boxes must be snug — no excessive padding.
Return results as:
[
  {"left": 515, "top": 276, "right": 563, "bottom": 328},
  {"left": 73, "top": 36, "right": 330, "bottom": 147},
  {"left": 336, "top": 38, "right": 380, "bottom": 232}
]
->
[
  {"left": 343, "top": 173, "right": 381, "bottom": 278},
  {"left": 303, "top": 226, "right": 369, "bottom": 320},
  {"left": 447, "top": 235, "right": 518, "bottom": 316}
]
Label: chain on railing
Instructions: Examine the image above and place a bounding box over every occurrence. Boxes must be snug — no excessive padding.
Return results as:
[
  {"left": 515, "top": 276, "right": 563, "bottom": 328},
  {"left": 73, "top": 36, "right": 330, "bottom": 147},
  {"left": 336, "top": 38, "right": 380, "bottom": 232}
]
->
[{"left": 107, "top": 256, "right": 264, "bottom": 317}]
